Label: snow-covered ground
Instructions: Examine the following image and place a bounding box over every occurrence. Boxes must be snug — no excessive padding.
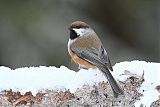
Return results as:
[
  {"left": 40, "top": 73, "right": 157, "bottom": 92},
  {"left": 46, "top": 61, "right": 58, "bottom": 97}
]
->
[
  {"left": 0, "top": 61, "right": 159, "bottom": 107},
  {"left": 0, "top": 65, "right": 106, "bottom": 95},
  {"left": 113, "top": 61, "right": 160, "bottom": 107}
]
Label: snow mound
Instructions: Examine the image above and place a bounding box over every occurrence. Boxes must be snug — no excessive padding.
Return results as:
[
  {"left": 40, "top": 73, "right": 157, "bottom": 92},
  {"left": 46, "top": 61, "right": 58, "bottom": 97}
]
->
[
  {"left": 0, "top": 66, "right": 106, "bottom": 95},
  {"left": 0, "top": 60, "right": 159, "bottom": 107},
  {"left": 113, "top": 61, "right": 160, "bottom": 107}
]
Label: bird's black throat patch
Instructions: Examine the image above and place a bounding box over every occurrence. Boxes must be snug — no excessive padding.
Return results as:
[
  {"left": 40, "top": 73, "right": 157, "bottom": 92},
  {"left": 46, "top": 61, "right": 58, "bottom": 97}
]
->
[{"left": 70, "top": 29, "right": 79, "bottom": 40}]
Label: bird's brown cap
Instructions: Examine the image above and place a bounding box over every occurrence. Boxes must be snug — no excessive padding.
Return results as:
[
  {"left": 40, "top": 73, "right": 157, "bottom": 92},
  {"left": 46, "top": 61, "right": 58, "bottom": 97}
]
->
[{"left": 69, "top": 21, "right": 89, "bottom": 30}]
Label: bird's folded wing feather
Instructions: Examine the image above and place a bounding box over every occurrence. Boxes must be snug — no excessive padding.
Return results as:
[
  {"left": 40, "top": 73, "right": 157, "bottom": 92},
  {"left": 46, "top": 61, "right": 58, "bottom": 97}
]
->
[
  {"left": 71, "top": 47, "right": 113, "bottom": 71},
  {"left": 100, "top": 46, "right": 113, "bottom": 71},
  {"left": 71, "top": 47, "right": 106, "bottom": 67}
]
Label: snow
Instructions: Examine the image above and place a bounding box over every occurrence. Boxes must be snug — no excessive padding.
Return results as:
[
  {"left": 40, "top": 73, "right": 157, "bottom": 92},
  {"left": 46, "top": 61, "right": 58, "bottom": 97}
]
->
[
  {"left": 0, "top": 60, "right": 159, "bottom": 106},
  {"left": 113, "top": 61, "right": 160, "bottom": 107},
  {"left": 0, "top": 66, "right": 106, "bottom": 95},
  {"left": 113, "top": 61, "right": 159, "bottom": 89}
]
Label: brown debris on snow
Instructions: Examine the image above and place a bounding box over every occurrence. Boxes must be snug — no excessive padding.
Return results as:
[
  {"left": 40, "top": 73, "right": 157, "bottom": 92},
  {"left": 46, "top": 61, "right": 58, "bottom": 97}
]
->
[{"left": 3, "top": 90, "right": 44, "bottom": 107}]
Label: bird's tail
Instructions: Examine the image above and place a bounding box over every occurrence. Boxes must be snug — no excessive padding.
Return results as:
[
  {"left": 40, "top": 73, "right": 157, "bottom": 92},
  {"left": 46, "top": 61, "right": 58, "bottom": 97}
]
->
[{"left": 99, "top": 66, "right": 124, "bottom": 97}]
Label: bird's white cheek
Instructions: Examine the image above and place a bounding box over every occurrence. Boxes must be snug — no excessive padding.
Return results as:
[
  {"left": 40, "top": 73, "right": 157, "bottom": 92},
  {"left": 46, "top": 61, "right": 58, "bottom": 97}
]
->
[
  {"left": 68, "top": 39, "right": 72, "bottom": 54},
  {"left": 68, "top": 39, "right": 76, "bottom": 54},
  {"left": 73, "top": 28, "right": 85, "bottom": 36}
]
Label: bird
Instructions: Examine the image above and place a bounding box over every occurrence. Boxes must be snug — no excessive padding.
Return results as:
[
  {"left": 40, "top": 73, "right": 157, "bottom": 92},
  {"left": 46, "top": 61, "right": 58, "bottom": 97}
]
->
[{"left": 67, "top": 21, "right": 123, "bottom": 97}]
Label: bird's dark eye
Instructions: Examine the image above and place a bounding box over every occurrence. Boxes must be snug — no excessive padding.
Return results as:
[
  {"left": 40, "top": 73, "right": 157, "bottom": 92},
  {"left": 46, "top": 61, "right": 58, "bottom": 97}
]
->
[{"left": 70, "top": 30, "right": 79, "bottom": 40}]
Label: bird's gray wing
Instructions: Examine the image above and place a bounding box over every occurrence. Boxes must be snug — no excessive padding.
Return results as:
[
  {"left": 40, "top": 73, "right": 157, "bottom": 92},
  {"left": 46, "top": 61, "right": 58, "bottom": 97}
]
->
[
  {"left": 71, "top": 47, "right": 113, "bottom": 71},
  {"left": 99, "top": 46, "right": 113, "bottom": 71},
  {"left": 71, "top": 47, "right": 106, "bottom": 67}
]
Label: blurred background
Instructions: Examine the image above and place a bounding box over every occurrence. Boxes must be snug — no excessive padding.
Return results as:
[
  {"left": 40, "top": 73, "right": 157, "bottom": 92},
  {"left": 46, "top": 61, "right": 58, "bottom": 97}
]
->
[{"left": 0, "top": 0, "right": 159, "bottom": 70}]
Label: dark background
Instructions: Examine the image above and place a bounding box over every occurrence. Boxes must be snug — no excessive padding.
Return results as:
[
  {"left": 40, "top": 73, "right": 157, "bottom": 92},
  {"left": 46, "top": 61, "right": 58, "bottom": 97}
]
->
[{"left": 0, "top": 0, "right": 159, "bottom": 70}]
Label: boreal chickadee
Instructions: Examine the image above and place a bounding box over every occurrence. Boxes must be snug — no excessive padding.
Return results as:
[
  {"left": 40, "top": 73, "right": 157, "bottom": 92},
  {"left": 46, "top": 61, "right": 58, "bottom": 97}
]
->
[{"left": 68, "top": 21, "right": 123, "bottom": 97}]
